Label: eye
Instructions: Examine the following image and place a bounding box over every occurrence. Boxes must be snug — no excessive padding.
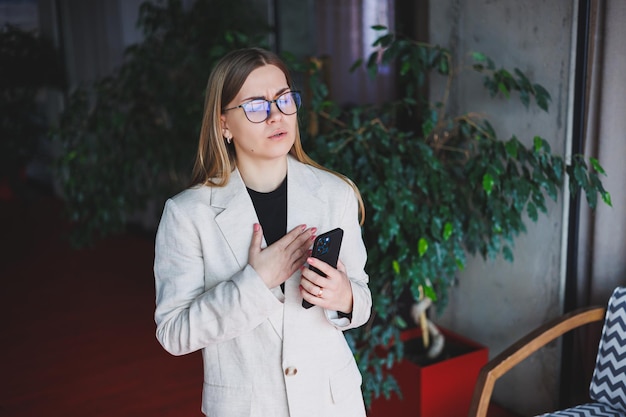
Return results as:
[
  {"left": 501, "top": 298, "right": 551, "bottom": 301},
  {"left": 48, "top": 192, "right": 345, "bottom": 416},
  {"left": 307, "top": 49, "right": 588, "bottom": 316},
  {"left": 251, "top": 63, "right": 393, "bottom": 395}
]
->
[
  {"left": 277, "top": 95, "right": 292, "bottom": 106},
  {"left": 244, "top": 100, "right": 268, "bottom": 113}
]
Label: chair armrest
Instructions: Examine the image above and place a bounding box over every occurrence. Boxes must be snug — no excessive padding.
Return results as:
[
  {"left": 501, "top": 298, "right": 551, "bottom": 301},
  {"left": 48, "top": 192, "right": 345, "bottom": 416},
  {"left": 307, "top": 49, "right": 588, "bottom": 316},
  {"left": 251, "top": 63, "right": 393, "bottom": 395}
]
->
[{"left": 468, "top": 306, "right": 606, "bottom": 417}]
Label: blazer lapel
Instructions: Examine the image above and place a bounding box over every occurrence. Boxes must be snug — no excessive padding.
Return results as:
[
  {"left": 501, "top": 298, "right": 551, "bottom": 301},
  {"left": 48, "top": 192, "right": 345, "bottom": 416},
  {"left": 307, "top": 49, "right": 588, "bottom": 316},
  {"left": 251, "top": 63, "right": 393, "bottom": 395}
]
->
[
  {"left": 283, "top": 157, "right": 328, "bottom": 312},
  {"left": 212, "top": 169, "right": 262, "bottom": 269},
  {"left": 285, "top": 156, "right": 326, "bottom": 231},
  {"left": 213, "top": 167, "right": 284, "bottom": 338},
  {"left": 214, "top": 157, "right": 326, "bottom": 250}
]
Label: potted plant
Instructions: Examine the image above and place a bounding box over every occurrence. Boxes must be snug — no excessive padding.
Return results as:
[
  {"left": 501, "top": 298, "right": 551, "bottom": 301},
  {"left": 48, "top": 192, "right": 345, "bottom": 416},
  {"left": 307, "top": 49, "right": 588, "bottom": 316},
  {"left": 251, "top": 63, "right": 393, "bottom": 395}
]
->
[
  {"left": 0, "top": 24, "right": 64, "bottom": 200},
  {"left": 53, "top": 0, "right": 270, "bottom": 246},
  {"left": 300, "top": 26, "right": 611, "bottom": 414}
]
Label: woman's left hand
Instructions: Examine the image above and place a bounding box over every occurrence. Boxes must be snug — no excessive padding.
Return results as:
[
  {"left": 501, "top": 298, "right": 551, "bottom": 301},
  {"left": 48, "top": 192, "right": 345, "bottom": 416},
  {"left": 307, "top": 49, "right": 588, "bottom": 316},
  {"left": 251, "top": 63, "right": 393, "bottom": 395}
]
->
[{"left": 300, "top": 259, "right": 353, "bottom": 313}]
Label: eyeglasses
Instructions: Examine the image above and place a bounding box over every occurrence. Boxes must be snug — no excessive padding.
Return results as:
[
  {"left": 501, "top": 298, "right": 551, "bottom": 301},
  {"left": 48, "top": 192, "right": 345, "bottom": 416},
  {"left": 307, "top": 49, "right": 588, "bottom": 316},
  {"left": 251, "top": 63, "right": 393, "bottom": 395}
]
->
[{"left": 223, "top": 91, "right": 302, "bottom": 123}]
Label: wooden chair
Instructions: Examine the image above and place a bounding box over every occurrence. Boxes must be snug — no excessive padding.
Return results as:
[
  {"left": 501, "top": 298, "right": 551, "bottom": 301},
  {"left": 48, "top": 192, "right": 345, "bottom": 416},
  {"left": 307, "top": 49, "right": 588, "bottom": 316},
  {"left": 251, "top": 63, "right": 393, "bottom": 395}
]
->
[{"left": 468, "top": 286, "right": 626, "bottom": 417}]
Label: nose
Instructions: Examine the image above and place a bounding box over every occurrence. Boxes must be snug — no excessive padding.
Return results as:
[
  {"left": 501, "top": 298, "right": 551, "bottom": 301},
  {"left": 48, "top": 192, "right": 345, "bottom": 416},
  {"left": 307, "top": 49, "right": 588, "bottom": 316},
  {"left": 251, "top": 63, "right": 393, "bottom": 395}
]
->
[{"left": 266, "top": 101, "right": 283, "bottom": 122}]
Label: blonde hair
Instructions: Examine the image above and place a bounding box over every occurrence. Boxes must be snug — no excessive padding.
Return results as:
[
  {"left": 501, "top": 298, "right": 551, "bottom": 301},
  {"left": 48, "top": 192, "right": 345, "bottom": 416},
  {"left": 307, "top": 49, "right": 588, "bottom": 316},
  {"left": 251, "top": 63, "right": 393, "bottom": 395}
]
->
[{"left": 190, "top": 47, "right": 364, "bottom": 223}]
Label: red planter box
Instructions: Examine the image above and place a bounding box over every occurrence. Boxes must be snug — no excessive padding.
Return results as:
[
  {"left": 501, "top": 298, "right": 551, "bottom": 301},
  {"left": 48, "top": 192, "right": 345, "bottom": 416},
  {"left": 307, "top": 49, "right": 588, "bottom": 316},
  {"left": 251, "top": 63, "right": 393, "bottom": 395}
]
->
[{"left": 368, "top": 326, "right": 488, "bottom": 417}]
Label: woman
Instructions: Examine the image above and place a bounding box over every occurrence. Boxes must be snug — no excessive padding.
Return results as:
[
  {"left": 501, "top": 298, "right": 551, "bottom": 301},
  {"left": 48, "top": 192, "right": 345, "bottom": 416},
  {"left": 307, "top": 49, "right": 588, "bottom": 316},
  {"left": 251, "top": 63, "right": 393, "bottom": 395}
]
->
[{"left": 154, "top": 47, "right": 371, "bottom": 417}]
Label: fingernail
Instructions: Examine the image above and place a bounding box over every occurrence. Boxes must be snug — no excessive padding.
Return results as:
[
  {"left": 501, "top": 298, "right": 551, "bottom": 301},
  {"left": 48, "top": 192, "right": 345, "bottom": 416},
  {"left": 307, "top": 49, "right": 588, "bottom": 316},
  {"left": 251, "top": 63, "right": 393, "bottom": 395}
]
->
[{"left": 254, "top": 223, "right": 260, "bottom": 232}]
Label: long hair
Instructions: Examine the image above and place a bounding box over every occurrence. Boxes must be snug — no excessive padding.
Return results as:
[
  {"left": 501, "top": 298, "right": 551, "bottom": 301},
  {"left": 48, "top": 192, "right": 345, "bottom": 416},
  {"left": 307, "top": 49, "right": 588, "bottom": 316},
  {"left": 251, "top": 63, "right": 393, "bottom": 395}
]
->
[{"left": 190, "top": 47, "right": 364, "bottom": 223}]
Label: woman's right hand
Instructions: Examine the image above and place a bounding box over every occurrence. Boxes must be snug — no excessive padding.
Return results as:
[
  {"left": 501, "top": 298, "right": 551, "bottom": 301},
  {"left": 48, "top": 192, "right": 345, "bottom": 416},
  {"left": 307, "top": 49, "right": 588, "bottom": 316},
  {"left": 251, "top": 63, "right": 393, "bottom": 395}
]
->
[{"left": 248, "top": 223, "right": 316, "bottom": 288}]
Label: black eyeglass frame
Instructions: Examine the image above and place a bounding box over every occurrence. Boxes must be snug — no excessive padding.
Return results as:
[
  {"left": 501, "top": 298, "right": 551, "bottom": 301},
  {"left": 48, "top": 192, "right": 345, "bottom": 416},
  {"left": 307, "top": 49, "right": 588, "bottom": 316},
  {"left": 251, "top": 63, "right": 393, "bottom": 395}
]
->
[{"left": 223, "top": 91, "right": 302, "bottom": 123}]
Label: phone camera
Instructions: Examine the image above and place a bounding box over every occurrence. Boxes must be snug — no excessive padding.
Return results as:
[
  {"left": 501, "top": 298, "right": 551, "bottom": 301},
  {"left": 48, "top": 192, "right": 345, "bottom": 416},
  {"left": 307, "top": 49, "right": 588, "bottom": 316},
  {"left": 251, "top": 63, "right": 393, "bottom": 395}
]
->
[{"left": 317, "top": 237, "right": 331, "bottom": 255}]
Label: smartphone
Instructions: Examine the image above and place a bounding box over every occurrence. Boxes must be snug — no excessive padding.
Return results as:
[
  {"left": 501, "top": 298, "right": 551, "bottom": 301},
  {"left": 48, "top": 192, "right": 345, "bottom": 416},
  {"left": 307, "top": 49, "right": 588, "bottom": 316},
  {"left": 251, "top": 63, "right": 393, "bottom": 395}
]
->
[{"left": 302, "top": 227, "right": 344, "bottom": 309}]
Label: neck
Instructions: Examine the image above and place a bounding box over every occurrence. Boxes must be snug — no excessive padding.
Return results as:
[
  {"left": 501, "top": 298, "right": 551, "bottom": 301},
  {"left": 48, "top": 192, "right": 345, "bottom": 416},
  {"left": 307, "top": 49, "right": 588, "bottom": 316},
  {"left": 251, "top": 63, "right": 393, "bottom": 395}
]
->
[{"left": 238, "top": 156, "right": 288, "bottom": 192}]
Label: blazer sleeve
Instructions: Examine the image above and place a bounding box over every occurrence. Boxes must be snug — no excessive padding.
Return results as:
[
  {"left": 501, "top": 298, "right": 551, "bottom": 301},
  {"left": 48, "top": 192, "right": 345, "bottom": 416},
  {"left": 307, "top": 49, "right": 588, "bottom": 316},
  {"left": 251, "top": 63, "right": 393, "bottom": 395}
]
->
[
  {"left": 153, "top": 198, "right": 283, "bottom": 356},
  {"left": 324, "top": 182, "right": 372, "bottom": 330}
]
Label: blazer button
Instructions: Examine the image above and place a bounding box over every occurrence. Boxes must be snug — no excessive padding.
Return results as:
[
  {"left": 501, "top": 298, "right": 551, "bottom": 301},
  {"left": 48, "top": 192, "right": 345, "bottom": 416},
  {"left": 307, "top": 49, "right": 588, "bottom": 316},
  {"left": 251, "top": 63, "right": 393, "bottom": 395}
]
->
[{"left": 284, "top": 366, "right": 298, "bottom": 376}]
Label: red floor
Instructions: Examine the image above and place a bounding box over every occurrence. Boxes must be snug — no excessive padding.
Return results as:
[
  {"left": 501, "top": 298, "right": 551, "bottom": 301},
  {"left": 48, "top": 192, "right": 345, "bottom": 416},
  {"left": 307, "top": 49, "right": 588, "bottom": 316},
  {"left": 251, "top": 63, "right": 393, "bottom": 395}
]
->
[
  {"left": 0, "top": 190, "right": 519, "bottom": 417},
  {"left": 0, "top": 194, "right": 204, "bottom": 416}
]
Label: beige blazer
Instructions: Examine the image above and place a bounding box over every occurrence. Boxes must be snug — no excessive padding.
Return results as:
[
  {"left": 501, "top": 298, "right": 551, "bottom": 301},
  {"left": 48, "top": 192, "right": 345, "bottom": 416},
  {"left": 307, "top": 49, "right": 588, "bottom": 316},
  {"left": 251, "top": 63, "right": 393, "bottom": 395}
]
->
[{"left": 154, "top": 156, "right": 372, "bottom": 417}]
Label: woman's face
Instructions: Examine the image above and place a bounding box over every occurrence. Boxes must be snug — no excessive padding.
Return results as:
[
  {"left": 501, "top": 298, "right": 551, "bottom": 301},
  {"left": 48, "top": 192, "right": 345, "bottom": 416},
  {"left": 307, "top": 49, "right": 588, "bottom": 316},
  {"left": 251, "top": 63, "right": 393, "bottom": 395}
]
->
[{"left": 221, "top": 64, "right": 298, "bottom": 165}]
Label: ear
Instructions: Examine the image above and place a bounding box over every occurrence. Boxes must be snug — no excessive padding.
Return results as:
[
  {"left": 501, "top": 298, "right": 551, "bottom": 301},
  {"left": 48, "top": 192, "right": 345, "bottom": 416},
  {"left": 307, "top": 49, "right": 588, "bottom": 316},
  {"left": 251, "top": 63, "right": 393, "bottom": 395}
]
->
[{"left": 220, "top": 115, "right": 231, "bottom": 138}]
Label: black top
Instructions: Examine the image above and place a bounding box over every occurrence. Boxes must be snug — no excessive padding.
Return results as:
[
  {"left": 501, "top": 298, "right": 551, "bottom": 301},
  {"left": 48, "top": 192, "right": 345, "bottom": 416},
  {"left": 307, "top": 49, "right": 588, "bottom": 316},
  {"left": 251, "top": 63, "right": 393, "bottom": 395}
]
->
[
  {"left": 246, "top": 176, "right": 287, "bottom": 247},
  {"left": 246, "top": 176, "right": 352, "bottom": 319},
  {"left": 247, "top": 176, "right": 287, "bottom": 291}
]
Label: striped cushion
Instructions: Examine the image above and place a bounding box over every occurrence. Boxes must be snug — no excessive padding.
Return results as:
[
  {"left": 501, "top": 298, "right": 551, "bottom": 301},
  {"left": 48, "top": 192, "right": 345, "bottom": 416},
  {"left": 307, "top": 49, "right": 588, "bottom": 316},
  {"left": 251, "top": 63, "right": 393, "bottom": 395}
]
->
[
  {"left": 536, "top": 402, "right": 625, "bottom": 416},
  {"left": 590, "top": 287, "right": 626, "bottom": 411}
]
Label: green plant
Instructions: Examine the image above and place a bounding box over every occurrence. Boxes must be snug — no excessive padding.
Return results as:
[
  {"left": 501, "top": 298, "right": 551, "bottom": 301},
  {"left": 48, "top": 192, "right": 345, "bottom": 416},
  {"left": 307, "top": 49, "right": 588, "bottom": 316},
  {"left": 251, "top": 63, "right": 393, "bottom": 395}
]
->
[
  {"left": 301, "top": 27, "right": 611, "bottom": 406},
  {"left": 0, "top": 24, "right": 64, "bottom": 186},
  {"left": 54, "top": 0, "right": 270, "bottom": 246}
]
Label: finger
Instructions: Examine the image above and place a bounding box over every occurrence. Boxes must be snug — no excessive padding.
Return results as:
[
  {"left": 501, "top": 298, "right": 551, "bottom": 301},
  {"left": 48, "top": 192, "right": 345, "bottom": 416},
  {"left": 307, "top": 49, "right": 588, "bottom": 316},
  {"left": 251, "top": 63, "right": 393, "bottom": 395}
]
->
[
  {"left": 284, "top": 224, "right": 309, "bottom": 243},
  {"left": 300, "top": 285, "right": 322, "bottom": 305},
  {"left": 287, "top": 228, "right": 316, "bottom": 267},
  {"left": 300, "top": 263, "right": 319, "bottom": 283},
  {"left": 248, "top": 223, "right": 263, "bottom": 256},
  {"left": 301, "top": 265, "right": 329, "bottom": 288},
  {"left": 307, "top": 257, "right": 334, "bottom": 278},
  {"left": 300, "top": 279, "right": 314, "bottom": 295},
  {"left": 284, "top": 251, "right": 309, "bottom": 279},
  {"left": 292, "top": 247, "right": 311, "bottom": 271},
  {"left": 269, "top": 224, "right": 305, "bottom": 253},
  {"left": 286, "top": 225, "right": 316, "bottom": 250}
]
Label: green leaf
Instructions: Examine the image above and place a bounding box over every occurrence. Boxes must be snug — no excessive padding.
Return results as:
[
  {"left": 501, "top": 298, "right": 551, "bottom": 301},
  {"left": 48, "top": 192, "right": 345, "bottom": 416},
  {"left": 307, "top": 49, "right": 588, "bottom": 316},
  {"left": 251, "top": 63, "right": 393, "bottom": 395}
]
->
[
  {"left": 585, "top": 186, "right": 598, "bottom": 208},
  {"left": 392, "top": 260, "right": 400, "bottom": 275},
  {"left": 590, "top": 157, "right": 606, "bottom": 175},
  {"left": 573, "top": 164, "right": 588, "bottom": 186},
  {"left": 472, "top": 52, "right": 487, "bottom": 62},
  {"left": 482, "top": 173, "right": 495, "bottom": 195},
  {"left": 395, "top": 315, "right": 407, "bottom": 329},
  {"left": 400, "top": 60, "right": 411, "bottom": 76},
  {"left": 519, "top": 90, "right": 530, "bottom": 109},
  {"left": 366, "top": 52, "right": 379, "bottom": 78},
  {"left": 373, "top": 34, "right": 394, "bottom": 48},
  {"left": 349, "top": 59, "right": 363, "bottom": 73},
  {"left": 438, "top": 56, "right": 449, "bottom": 75},
  {"left": 418, "top": 238, "right": 429, "bottom": 257},
  {"left": 514, "top": 68, "right": 531, "bottom": 89},
  {"left": 502, "top": 246, "right": 514, "bottom": 262},
  {"left": 498, "top": 82, "right": 510, "bottom": 98},
  {"left": 422, "top": 118, "right": 435, "bottom": 138},
  {"left": 602, "top": 191, "right": 613, "bottom": 207},
  {"left": 423, "top": 285, "right": 437, "bottom": 302},
  {"left": 443, "top": 222, "right": 453, "bottom": 241},
  {"left": 456, "top": 258, "right": 465, "bottom": 271},
  {"left": 505, "top": 139, "right": 518, "bottom": 158}
]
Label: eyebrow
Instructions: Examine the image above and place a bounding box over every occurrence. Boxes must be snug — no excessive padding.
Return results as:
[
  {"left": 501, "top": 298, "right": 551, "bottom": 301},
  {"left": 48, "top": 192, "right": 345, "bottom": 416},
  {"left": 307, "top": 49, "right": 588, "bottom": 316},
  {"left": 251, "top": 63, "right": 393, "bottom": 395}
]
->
[{"left": 240, "top": 87, "right": 290, "bottom": 103}]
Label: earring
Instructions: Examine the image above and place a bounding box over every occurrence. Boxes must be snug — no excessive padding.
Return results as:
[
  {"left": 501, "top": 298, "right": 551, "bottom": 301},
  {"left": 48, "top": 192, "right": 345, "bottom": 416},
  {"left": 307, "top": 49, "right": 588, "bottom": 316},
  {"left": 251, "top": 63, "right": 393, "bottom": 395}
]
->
[{"left": 224, "top": 133, "right": 232, "bottom": 144}]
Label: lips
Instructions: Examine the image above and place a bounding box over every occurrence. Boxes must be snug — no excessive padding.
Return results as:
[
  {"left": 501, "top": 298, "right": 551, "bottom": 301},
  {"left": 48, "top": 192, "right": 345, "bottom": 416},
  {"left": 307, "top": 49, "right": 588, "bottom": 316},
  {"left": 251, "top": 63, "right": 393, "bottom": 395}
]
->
[{"left": 269, "top": 129, "right": 287, "bottom": 139}]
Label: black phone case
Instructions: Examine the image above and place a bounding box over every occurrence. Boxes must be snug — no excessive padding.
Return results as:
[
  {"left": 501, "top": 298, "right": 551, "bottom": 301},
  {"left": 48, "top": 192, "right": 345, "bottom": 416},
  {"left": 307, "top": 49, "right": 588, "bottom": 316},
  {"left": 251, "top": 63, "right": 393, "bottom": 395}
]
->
[{"left": 302, "top": 227, "right": 344, "bottom": 309}]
